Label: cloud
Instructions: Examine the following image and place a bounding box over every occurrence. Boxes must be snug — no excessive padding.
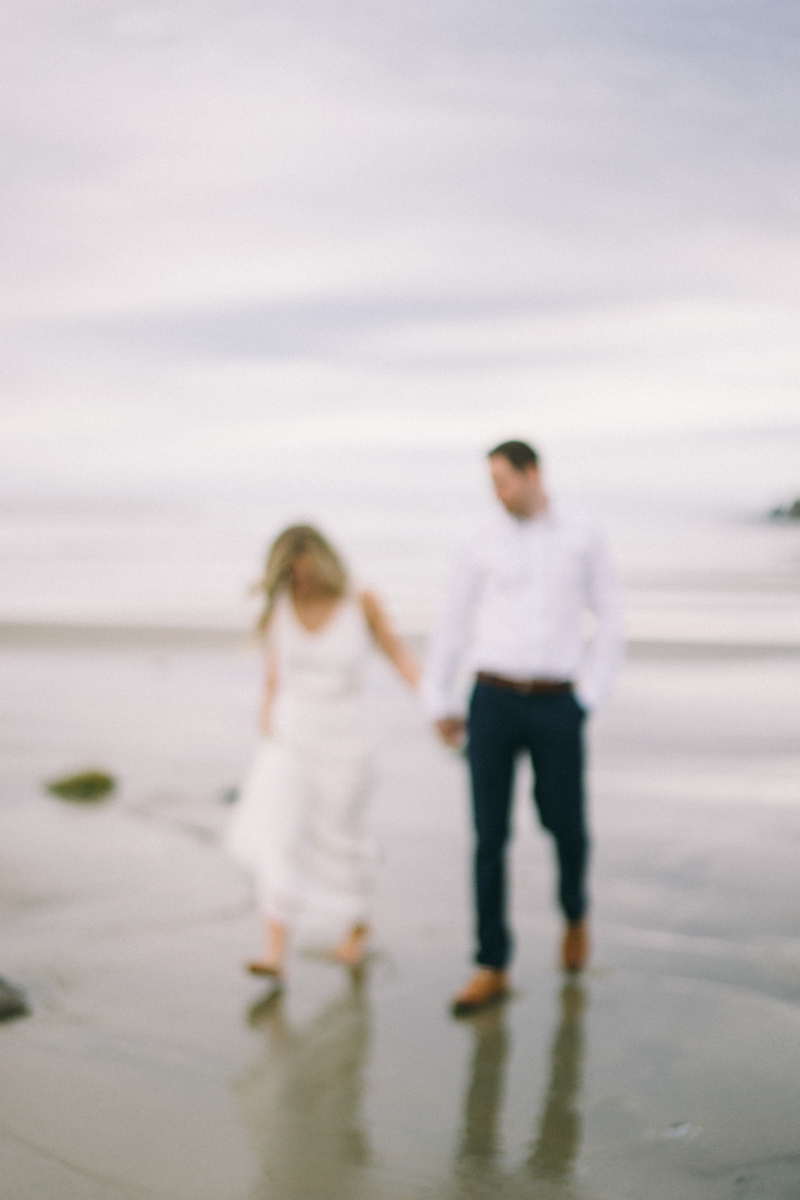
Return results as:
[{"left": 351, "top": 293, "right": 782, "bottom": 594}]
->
[{"left": 1, "top": 0, "right": 799, "bottom": 491}]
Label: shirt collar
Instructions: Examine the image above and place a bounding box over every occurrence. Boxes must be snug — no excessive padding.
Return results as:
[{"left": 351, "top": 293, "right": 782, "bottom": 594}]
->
[{"left": 498, "top": 499, "right": 559, "bottom": 529}]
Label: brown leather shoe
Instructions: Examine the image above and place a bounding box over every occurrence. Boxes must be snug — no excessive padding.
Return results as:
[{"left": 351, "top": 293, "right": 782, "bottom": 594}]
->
[
  {"left": 561, "top": 919, "right": 590, "bottom": 972},
  {"left": 451, "top": 968, "right": 509, "bottom": 1016}
]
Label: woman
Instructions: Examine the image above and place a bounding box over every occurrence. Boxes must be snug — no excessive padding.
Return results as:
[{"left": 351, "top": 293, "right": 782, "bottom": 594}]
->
[{"left": 228, "top": 525, "right": 419, "bottom": 981}]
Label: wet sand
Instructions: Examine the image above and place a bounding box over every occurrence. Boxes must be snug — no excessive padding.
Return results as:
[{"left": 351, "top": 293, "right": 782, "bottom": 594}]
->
[{"left": 1, "top": 635, "right": 800, "bottom": 1199}]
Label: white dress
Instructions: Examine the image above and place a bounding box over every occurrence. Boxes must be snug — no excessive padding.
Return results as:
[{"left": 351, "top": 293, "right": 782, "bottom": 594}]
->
[{"left": 227, "top": 592, "right": 376, "bottom": 930}]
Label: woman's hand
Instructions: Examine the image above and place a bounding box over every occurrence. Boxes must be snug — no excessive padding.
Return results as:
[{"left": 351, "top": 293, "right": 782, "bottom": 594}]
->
[{"left": 435, "top": 716, "right": 466, "bottom": 748}]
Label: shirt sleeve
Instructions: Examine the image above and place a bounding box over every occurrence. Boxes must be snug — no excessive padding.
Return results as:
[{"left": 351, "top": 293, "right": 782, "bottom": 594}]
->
[
  {"left": 420, "top": 540, "right": 482, "bottom": 720},
  {"left": 575, "top": 527, "right": 625, "bottom": 711}
]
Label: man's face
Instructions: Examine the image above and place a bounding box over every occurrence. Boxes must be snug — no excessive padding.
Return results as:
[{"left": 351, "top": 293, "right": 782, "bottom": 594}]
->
[{"left": 489, "top": 455, "right": 541, "bottom": 517}]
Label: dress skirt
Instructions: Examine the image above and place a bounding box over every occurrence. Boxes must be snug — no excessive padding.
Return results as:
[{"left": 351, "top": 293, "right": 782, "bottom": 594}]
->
[{"left": 227, "top": 722, "right": 376, "bottom": 929}]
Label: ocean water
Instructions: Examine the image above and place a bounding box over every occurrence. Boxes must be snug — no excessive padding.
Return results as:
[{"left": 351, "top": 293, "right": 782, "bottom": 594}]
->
[{"left": 1, "top": 432, "right": 799, "bottom": 643}]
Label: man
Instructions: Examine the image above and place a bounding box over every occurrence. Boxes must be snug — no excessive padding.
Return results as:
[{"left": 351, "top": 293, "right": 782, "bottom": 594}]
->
[{"left": 422, "top": 440, "right": 623, "bottom": 1015}]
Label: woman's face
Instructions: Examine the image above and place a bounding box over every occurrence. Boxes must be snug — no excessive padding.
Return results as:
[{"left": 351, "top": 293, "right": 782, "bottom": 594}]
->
[{"left": 290, "top": 552, "right": 320, "bottom": 594}]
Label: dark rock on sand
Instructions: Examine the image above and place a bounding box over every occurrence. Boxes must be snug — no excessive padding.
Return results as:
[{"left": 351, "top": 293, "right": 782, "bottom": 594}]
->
[
  {"left": 0, "top": 977, "right": 30, "bottom": 1021},
  {"left": 45, "top": 769, "right": 117, "bottom": 802}
]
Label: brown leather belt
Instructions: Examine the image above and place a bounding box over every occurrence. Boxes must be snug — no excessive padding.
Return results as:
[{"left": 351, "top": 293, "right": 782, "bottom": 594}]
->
[{"left": 476, "top": 672, "right": 573, "bottom": 695}]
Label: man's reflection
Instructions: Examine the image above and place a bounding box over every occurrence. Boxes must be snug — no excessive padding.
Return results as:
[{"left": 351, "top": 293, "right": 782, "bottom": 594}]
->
[
  {"left": 454, "top": 981, "right": 587, "bottom": 1195},
  {"left": 235, "top": 972, "right": 370, "bottom": 1200},
  {"left": 526, "top": 981, "right": 586, "bottom": 1182},
  {"left": 457, "top": 1003, "right": 510, "bottom": 1178}
]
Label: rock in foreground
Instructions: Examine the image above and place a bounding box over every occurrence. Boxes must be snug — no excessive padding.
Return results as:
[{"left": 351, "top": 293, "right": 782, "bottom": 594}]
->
[
  {"left": 45, "top": 769, "right": 117, "bottom": 802},
  {"left": 0, "top": 977, "right": 30, "bottom": 1021}
]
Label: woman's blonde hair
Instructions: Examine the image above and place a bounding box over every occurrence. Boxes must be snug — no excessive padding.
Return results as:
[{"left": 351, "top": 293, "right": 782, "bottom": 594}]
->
[{"left": 253, "top": 524, "right": 348, "bottom": 633}]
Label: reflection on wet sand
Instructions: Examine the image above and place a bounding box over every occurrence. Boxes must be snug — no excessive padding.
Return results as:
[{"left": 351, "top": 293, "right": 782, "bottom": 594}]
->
[
  {"left": 526, "top": 982, "right": 586, "bottom": 1183},
  {"left": 454, "top": 981, "right": 587, "bottom": 1198},
  {"left": 235, "top": 974, "right": 586, "bottom": 1200},
  {"left": 458, "top": 1003, "right": 510, "bottom": 1165},
  {"left": 236, "top": 973, "right": 370, "bottom": 1200}
]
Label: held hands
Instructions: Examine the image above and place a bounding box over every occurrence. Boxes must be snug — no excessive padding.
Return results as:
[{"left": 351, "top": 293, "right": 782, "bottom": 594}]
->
[{"left": 435, "top": 716, "right": 466, "bottom": 749}]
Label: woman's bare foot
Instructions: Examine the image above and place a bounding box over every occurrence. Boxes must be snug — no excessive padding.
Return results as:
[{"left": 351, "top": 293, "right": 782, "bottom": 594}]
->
[
  {"left": 331, "top": 923, "right": 371, "bottom": 967},
  {"left": 246, "top": 918, "right": 287, "bottom": 978},
  {"left": 246, "top": 960, "right": 283, "bottom": 979}
]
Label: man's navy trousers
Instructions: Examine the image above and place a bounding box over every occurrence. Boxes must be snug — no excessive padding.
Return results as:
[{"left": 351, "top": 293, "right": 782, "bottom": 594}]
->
[{"left": 466, "top": 680, "right": 589, "bottom": 970}]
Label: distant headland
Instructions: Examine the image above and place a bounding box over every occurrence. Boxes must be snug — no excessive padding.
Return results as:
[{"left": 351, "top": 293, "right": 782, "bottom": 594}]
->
[{"left": 770, "top": 499, "right": 800, "bottom": 520}]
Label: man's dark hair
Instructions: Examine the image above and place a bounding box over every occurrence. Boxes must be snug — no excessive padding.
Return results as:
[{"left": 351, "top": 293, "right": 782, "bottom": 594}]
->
[{"left": 488, "top": 440, "right": 539, "bottom": 471}]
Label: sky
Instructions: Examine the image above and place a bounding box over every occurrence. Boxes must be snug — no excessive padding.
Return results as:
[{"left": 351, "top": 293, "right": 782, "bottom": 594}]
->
[{"left": 2, "top": 0, "right": 799, "bottom": 496}]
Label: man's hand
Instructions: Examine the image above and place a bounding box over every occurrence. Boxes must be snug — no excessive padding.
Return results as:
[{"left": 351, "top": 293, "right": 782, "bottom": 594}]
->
[{"left": 435, "top": 717, "right": 466, "bottom": 748}]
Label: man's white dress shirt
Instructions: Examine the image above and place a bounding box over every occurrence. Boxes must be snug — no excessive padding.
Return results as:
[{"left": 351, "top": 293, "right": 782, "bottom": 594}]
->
[{"left": 422, "top": 501, "right": 624, "bottom": 719}]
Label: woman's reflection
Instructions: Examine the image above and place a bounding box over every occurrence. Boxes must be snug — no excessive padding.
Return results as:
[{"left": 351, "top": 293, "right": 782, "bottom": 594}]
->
[
  {"left": 454, "top": 981, "right": 587, "bottom": 1196},
  {"left": 235, "top": 972, "right": 370, "bottom": 1200}
]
